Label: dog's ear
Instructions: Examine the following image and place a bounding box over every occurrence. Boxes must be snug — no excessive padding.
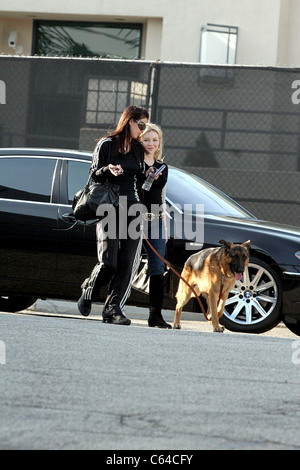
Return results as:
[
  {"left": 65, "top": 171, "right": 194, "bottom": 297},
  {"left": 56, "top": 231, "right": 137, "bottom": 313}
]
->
[
  {"left": 219, "top": 240, "right": 232, "bottom": 253},
  {"left": 242, "top": 240, "right": 251, "bottom": 252}
]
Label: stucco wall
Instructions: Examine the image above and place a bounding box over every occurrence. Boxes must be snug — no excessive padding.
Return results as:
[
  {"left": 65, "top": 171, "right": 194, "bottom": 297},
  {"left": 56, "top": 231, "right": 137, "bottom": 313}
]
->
[{"left": 0, "top": 0, "right": 299, "bottom": 65}]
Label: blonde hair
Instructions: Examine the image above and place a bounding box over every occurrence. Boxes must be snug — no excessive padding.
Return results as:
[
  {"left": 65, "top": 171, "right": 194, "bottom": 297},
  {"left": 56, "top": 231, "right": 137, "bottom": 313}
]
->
[{"left": 140, "top": 122, "right": 164, "bottom": 162}]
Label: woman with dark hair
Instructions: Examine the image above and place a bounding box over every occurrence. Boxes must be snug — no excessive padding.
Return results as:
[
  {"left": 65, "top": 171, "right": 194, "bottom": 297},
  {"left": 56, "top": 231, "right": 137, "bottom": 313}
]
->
[{"left": 78, "top": 105, "right": 151, "bottom": 325}]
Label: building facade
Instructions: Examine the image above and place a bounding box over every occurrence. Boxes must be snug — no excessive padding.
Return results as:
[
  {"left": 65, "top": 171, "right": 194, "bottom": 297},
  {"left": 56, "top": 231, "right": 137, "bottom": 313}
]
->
[{"left": 0, "top": 0, "right": 300, "bottom": 66}]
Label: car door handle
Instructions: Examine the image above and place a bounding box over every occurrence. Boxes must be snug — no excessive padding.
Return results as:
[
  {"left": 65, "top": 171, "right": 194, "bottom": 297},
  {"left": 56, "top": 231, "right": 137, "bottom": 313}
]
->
[{"left": 62, "top": 212, "right": 76, "bottom": 223}]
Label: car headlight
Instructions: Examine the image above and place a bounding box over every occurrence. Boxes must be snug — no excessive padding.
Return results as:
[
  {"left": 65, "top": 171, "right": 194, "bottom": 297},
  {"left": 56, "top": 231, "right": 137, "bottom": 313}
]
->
[{"left": 295, "top": 251, "right": 300, "bottom": 260}]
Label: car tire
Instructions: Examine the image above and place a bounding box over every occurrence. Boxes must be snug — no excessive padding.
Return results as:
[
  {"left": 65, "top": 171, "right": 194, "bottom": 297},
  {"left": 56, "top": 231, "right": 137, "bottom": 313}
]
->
[
  {"left": 283, "top": 320, "right": 300, "bottom": 337},
  {"left": 0, "top": 295, "right": 38, "bottom": 313},
  {"left": 220, "top": 257, "right": 282, "bottom": 334}
]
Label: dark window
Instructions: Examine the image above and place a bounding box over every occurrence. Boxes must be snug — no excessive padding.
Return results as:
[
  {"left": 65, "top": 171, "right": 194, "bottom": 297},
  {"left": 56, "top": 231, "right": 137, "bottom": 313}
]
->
[
  {"left": 67, "top": 160, "right": 90, "bottom": 204},
  {"left": 0, "top": 157, "right": 56, "bottom": 203},
  {"left": 33, "top": 21, "right": 142, "bottom": 59}
]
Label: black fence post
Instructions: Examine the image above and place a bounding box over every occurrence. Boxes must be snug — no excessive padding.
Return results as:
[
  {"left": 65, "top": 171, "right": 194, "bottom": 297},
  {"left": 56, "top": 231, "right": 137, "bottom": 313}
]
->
[{"left": 149, "top": 60, "right": 161, "bottom": 123}]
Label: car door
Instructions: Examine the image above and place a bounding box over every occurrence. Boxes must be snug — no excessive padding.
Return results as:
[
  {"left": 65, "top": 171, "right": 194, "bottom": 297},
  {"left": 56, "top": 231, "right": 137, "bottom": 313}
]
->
[
  {"left": 56, "top": 158, "right": 96, "bottom": 291},
  {"left": 0, "top": 156, "right": 59, "bottom": 293}
]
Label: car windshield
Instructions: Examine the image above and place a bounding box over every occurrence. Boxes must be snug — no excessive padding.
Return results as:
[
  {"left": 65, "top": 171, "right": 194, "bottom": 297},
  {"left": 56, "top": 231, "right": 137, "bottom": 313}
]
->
[{"left": 167, "top": 168, "right": 254, "bottom": 219}]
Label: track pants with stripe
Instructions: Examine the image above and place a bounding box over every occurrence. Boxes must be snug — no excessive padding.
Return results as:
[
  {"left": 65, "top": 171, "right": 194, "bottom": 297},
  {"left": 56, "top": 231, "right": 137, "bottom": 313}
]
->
[{"left": 83, "top": 211, "right": 142, "bottom": 315}]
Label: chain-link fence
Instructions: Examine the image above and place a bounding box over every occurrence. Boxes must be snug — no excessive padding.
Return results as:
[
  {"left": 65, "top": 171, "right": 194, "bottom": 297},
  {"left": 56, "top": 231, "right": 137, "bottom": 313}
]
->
[
  {"left": 0, "top": 56, "right": 152, "bottom": 149},
  {"left": 152, "top": 63, "right": 300, "bottom": 226},
  {"left": 1, "top": 56, "right": 300, "bottom": 226}
]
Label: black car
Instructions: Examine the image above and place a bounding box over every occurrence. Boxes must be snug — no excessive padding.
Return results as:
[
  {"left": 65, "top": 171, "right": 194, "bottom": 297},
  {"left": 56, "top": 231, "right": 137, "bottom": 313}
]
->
[{"left": 1, "top": 148, "right": 300, "bottom": 336}]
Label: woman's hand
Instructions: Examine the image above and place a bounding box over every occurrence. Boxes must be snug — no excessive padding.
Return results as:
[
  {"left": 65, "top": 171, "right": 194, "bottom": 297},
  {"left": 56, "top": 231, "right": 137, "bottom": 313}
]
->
[
  {"left": 108, "top": 164, "right": 123, "bottom": 176},
  {"left": 145, "top": 167, "right": 161, "bottom": 180}
]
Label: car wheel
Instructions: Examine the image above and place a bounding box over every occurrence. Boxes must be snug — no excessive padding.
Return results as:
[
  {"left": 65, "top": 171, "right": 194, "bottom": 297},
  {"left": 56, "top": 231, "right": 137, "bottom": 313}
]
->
[
  {"left": 0, "top": 295, "right": 38, "bottom": 313},
  {"left": 220, "top": 257, "right": 282, "bottom": 333},
  {"left": 283, "top": 320, "right": 300, "bottom": 337}
]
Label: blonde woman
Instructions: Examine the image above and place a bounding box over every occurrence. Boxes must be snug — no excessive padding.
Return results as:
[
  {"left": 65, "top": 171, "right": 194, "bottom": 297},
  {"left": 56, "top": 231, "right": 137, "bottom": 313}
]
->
[{"left": 140, "top": 123, "right": 171, "bottom": 328}]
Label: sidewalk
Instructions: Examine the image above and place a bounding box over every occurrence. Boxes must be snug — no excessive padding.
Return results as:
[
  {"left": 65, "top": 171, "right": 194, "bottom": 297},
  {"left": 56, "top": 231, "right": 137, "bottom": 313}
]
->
[
  {"left": 27, "top": 299, "right": 203, "bottom": 323},
  {"left": 25, "top": 299, "right": 295, "bottom": 338}
]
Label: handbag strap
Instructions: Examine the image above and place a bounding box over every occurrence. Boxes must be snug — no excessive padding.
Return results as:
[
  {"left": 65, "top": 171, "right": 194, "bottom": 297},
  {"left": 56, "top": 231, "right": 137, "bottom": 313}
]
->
[{"left": 85, "top": 175, "right": 92, "bottom": 188}]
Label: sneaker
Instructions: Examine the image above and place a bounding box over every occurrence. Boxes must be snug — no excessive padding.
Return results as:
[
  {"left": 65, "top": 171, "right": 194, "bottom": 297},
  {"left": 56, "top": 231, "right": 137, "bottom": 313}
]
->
[
  {"left": 102, "top": 311, "right": 131, "bottom": 325},
  {"left": 78, "top": 293, "right": 92, "bottom": 317}
]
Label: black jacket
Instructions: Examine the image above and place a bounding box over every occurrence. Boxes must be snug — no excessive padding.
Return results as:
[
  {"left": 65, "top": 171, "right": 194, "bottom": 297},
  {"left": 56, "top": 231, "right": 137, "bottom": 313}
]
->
[{"left": 90, "top": 137, "right": 146, "bottom": 203}]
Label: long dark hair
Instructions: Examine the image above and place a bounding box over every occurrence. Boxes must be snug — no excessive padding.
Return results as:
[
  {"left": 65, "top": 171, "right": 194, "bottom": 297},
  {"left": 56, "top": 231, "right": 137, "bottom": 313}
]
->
[{"left": 108, "top": 105, "right": 149, "bottom": 155}]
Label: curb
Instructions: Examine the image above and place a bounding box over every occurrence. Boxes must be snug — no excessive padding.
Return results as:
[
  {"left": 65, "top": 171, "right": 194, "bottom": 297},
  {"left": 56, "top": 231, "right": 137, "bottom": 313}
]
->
[{"left": 27, "top": 299, "right": 205, "bottom": 322}]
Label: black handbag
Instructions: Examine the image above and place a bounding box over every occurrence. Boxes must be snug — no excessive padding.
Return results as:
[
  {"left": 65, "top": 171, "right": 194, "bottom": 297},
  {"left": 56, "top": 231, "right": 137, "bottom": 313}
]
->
[{"left": 72, "top": 176, "right": 120, "bottom": 222}]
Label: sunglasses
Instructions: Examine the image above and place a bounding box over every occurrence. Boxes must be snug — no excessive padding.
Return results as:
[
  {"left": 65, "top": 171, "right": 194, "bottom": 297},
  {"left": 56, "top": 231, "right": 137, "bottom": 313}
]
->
[{"left": 134, "top": 119, "right": 146, "bottom": 131}]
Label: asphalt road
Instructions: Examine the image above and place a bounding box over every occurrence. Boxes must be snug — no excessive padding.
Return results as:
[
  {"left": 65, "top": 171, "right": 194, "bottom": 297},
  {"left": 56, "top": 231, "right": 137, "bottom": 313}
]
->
[{"left": 1, "top": 305, "right": 300, "bottom": 451}]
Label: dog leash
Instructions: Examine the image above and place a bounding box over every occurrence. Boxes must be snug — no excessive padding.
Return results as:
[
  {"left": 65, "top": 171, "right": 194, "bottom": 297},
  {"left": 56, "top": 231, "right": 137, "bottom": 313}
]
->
[
  {"left": 143, "top": 233, "right": 210, "bottom": 321},
  {"left": 143, "top": 234, "right": 226, "bottom": 322}
]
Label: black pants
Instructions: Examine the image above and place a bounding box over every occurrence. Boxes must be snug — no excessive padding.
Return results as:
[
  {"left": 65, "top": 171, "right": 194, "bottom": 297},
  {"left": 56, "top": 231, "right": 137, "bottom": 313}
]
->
[{"left": 83, "top": 210, "right": 142, "bottom": 314}]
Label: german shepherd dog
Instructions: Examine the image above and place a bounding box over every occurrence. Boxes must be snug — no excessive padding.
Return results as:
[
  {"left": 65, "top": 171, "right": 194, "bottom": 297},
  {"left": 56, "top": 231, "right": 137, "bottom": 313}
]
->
[{"left": 173, "top": 240, "right": 251, "bottom": 332}]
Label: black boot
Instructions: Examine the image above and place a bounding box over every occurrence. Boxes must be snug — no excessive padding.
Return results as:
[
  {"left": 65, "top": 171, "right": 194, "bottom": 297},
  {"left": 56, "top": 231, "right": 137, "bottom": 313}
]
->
[
  {"left": 148, "top": 306, "right": 172, "bottom": 328},
  {"left": 148, "top": 275, "right": 171, "bottom": 329}
]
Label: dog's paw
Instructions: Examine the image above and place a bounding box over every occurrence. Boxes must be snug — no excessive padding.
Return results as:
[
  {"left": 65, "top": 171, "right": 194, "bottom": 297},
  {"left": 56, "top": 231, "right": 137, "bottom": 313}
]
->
[
  {"left": 213, "top": 325, "right": 225, "bottom": 333},
  {"left": 173, "top": 324, "right": 181, "bottom": 330}
]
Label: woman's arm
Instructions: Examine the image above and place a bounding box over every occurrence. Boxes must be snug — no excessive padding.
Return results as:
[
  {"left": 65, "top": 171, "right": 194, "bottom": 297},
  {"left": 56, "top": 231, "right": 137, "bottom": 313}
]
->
[{"left": 90, "top": 138, "right": 112, "bottom": 182}]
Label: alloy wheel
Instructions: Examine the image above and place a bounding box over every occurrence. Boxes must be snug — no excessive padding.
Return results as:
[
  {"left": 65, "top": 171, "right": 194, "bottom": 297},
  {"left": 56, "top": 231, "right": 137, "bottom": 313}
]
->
[{"left": 224, "top": 262, "right": 278, "bottom": 327}]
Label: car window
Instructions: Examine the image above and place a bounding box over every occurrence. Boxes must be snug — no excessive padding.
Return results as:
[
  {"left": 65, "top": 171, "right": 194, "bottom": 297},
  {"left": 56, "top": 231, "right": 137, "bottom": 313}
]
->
[
  {"left": 67, "top": 160, "right": 90, "bottom": 204},
  {"left": 0, "top": 157, "right": 56, "bottom": 203},
  {"left": 167, "top": 168, "right": 254, "bottom": 218}
]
